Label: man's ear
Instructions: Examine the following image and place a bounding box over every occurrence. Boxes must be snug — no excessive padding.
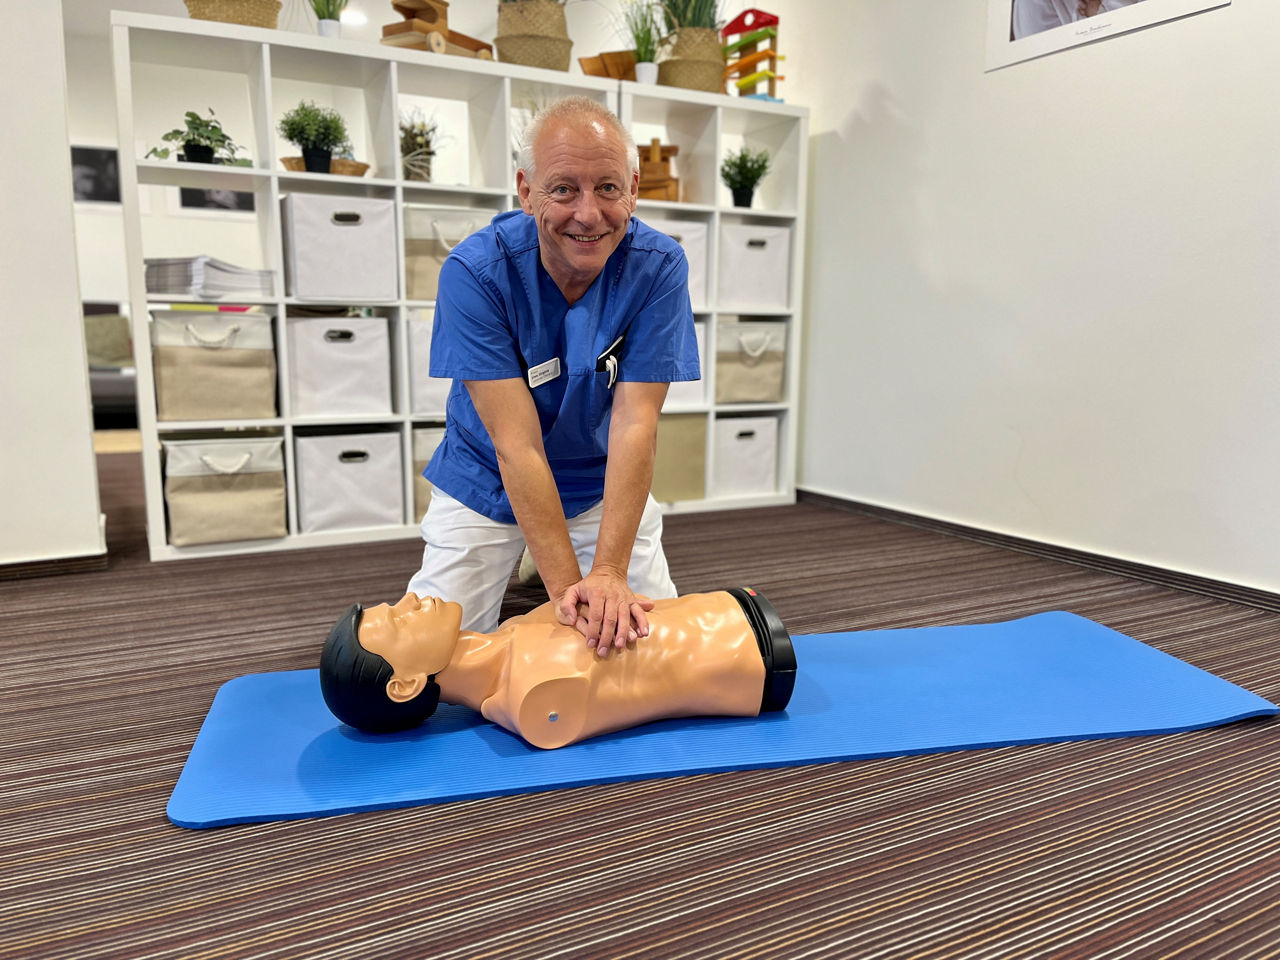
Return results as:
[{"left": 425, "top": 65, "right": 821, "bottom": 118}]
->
[{"left": 385, "top": 674, "right": 428, "bottom": 703}]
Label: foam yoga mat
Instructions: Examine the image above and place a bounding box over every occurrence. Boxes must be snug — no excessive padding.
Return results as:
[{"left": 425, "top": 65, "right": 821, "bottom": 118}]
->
[{"left": 168, "top": 612, "right": 1277, "bottom": 828}]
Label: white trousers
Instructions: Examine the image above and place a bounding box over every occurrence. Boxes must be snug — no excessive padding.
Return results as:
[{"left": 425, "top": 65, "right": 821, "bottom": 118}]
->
[{"left": 406, "top": 488, "right": 678, "bottom": 632}]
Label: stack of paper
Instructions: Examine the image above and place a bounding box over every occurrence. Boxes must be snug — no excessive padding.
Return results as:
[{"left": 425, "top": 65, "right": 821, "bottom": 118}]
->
[{"left": 145, "top": 256, "right": 275, "bottom": 298}]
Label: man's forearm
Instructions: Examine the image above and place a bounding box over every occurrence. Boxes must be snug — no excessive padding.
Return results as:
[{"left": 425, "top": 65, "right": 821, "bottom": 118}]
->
[
  {"left": 494, "top": 445, "right": 581, "bottom": 600},
  {"left": 592, "top": 414, "right": 658, "bottom": 578}
]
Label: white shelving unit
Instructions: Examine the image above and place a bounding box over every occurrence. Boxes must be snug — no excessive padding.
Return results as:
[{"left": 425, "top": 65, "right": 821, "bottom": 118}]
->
[{"left": 112, "top": 12, "right": 808, "bottom": 560}]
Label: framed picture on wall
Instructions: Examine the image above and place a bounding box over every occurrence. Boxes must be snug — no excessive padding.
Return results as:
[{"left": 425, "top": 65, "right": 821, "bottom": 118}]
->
[
  {"left": 987, "top": 0, "right": 1230, "bottom": 70},
  {"left": 71, "top": 146, "right": 120, "bottom": 203},
  {"left": 167, "top": 186, "right": 256, "bottom": 218}
]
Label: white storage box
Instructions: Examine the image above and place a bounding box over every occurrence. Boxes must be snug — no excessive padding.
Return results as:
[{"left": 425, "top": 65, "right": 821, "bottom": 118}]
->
[
  {"left": 295, "top": 432, "right": 404, "bottom": 533},
  {"left": 281, "top": 194, "right": 397, "bottom": 301},
  {"left": 408, "top": 308, "right": 452, "bottom": 415},
  {"left": 718, "top": 223, "right": 791, "bottom": 309},
  {"left": 652, "top": 414, "right": 706, "bottom": 504},
  {"left": 639, "top": 217, "right": 709, "bottom": 307},
  {"left": 287, "top": 315, "right": 392, "bottom": 417},
  {"left": 715, "top": 318, "right": 786, "bottom": 404},
  {"left": 404, "top": 206, "right": 487, "bottom": 301},
  {"left": 162, "top": 437, "right": 286, "bottom": 546},
  {"left": 712, "top": 416, "right": 778, "bottom": 498},
  {"left": 663, "top": 319, "right": 705, "bottom": 410},
  {"left": 151, "top": 310, "right": 276, "bottom": 421},
  {"left": 412, "top": 426, "right": 446, "bottom": 523}
]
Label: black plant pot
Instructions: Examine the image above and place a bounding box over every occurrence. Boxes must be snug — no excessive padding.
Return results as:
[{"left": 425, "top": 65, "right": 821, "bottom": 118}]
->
[
  {"left": 731, "top": 186, "right": 754, "bottom": 208},
  {"left": 182, "top": 142, "right": 215, "bottom": 164},
  {"left": 302, "top": 147, "right": 332, "bottom": 174}
]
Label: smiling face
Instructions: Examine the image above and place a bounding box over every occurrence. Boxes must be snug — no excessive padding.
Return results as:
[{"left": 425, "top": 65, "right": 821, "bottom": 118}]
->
[
  {"left": 357, "top": 593, "right": 463, "bottom": 702},
  {"left": 517, "top": 114, "right": 639, "bottom": 303}
]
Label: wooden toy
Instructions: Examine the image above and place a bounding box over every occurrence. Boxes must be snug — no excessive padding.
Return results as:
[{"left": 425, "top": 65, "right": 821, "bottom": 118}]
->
[
  {"left": 638, "top": 138, "right": 679, "bottom": 202},
  {"left": 381, "top": 0, "right": 494, "bottom": 59},
  {"left": 721, "top": 8, "right": 784, "bottom": 100}
]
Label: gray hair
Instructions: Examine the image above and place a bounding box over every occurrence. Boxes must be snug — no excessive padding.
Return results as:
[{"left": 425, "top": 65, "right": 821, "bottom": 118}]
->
[{"left": 517, "top": 96, "right": 639, "bottom": 180}]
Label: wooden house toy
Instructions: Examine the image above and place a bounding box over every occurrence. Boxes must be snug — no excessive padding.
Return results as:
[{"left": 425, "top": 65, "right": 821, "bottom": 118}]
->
[
  {"left": 721, "top": 9, "right": 784, "bottom": 100},
  {"left": 638, "top": 138, "right": 679, "bottom": 201}
]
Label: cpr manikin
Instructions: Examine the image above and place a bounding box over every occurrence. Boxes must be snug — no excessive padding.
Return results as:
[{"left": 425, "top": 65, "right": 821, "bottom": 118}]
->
[{"left": 320, "top": 589, "right": 796, "bottom": 749}]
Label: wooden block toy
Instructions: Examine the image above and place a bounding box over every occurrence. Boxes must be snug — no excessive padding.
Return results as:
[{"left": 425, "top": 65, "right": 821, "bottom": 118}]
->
[
  {"left": 382, "top": 0, "right": 494, "bottom": 59},
  {"left": 638, "top": 138, "right": 679, "bottom": 202},
  {"left": 721, "top": 9, "right": 784, "bottom": 99}
]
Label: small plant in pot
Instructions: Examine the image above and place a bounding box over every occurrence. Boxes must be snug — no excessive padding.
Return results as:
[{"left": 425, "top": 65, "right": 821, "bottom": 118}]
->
[
  {"left": 278, "top": 100, "right": 348, "bottom": 174},
  {"left": 720, "top": 145, "right": 770, "bottom": 208},
  {"left": 399, "top": 108, "right": 438, "bottom": 182},
  {"left": 309, "top": 0, "right": 347, "bottom": 37},
  {"left": 621, "top": 0, "right": 661, "bottom": 83},
  {"left": 145, "top": 108, "right": 250, "bottom": 165}
]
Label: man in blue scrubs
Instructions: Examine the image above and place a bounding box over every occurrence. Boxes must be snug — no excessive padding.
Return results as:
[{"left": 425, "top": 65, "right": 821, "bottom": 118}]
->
[{"left": 407, "top": 97, "right": 700, "bottom": 656}]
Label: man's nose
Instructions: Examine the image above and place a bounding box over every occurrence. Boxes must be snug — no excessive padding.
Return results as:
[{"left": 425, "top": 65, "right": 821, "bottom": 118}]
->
[{"left": 571, "top": 190, "right": 603, "bottom": 225}]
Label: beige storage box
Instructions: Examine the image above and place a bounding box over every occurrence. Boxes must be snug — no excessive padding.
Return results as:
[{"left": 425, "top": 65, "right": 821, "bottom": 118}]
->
[
  {"left": 412, "top": 426, "right": 446, "bottom": 523},
  {"left": 408, "top": 308, "right": 452, "bottom": 415},
  {"left": 663, "top": 320, "right": 706, "bottom": 410},
  {"left": 717, "top": 223, "right": 791, "bottom": 310},
  {"left": 151, "top": 310, "right": 276, "bottom": 421},
  {"left": 638, "top": 216, "right": 709, "bottom": 307},
  {"left": 712, "top": 416, "right": 778, "bottom": 498},
  {"left": 295, "top": 432, "right": 404, "bottom": 533},
  {"left": 651, "top": 414, "right": 706, "bottom": 504},
  {"left": 715, "top": 318, "right": 786, "bottom": 404},
  {"left": 281, "top": 194, "right": 398, "bottom": 301},
  {"left": 162, "top": 437, "right": 286, "bottom": 546},
  {"left": 404, "top": 206, "right": 487, "bottom": 301},
  {"left": 287, "top": 315, "right": 393, "bottom": 417}
]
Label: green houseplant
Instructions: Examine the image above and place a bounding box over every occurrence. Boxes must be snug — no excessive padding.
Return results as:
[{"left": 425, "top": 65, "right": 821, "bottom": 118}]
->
[
  {"left": 621, "top": 0, "right": 661, "bottom": 82},
  {"left": 145, "top": 108, "right": 250, "bottom": 165},
  {"left": 309, "top": 0, "right": 347, "bottom": 37},
  {"left": 399, "top": 108, "right": 439, "bottom": 182},
  {"left": 720, "top": 145, "right": 770, "bottom": 208},
  {"left": 278, "top": 101, "right": 348, "bottom": 174},
  {"left": 657, "top": 0, "right": 723, "bottom": 92}
]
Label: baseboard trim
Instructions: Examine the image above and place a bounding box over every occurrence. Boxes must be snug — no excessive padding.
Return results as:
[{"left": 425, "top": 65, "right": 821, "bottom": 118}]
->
[
  {"left": 0, "top": 551, "right": 109, "bottom": 582},
  {"left": 797, "top": 489, "right": 1280, "bottom": 614}
]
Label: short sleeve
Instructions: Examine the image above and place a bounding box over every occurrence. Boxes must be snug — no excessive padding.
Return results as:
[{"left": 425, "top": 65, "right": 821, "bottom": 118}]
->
[
  {"left": 429, "top": 256, "right": 525, "bottom": 381},
  {"left": 617, "top": 250, "right": 700, "bottom": 383}
]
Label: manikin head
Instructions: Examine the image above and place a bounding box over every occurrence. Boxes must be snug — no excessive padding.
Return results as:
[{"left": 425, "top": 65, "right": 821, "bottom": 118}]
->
[
  {"left": 516, "top": 96, "right": 640, "bottom": 301},
  {"left": 319, "top": 593, "right": 463, "bottom": 733}
]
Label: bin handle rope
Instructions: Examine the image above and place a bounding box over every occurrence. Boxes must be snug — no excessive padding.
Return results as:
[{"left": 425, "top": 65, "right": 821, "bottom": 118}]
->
[
  {"left": 737, "top": 331, "right": 772, "bottom": 361},
  {"left": 185, "top": 323, "right": 241, "bottom": 348},
  {"left": 431, "top": 219, "right": 478, "bottom": 252},
  {"left": 199, "top": 452, "right": 252, "bottom": 475}
]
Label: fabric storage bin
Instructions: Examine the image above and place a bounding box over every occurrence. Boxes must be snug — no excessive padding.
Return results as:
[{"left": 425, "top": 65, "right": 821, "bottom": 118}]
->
[
  {"left": 651, "top": 414, "right": 706, "bottom": 504},
  {"left": 718, "top": 223, "right": 791, "bottom": 309},
  {"left": 412, "top": 426, "right": 446, "bottom": 523},
  {"left": 281, "top": 194, "right": 397, "bottom": 301},
  {"left": 162, "top": 437, "right": 286, "bottom": 546},
  {"left": 404, "top": 207, "right": 487, "bottom": 301},
  {"left": 408, "top": 308, "right": 452, "bottom": 415},
  {"left": 712, "top": 416, "right": 778, "bottom": 498},
  {"left": 287, "top": 315, "right": 392, "bottom": 417},
  {"left": 639, "top": 217, "right": 709, "bottom": 307},
  {"left": 715, "top": 318, "right": 786, "bottom": 404},
  {"left": 663, "top": 320, "right": 706, "bottom": 409},
  {"left": 151, "top": 309, "right": 276, "bottom": 421},
  {"left": 296, "top": 432, "right": 404, "bottom": 533}
]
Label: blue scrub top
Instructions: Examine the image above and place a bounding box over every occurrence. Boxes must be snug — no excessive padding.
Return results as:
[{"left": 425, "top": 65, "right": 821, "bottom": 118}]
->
[{"left": 425, "top": 210, "right": 700, "bottom": 524}]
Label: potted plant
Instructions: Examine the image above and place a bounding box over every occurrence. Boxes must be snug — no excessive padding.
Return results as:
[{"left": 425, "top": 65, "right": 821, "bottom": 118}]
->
[
  {"left": 399, "top": 108, "right": 438, "bottom": 182},
  {"left": 720, "top": 145, "right": 770, "bottom": 208},
  {"left": 621, "top": 0, "right": 661, "bottom": 83},
  {"left": 278, "top": 101, "right": 348, "bottom": 174},
  {"left": 309, "top": 0, "right": 347, "bottom": 37},
  {"left": 658, "top": 0, "right": 723, "bottom": 92},
  {"left": 145, "top": 108, "right": 250, "bottom": 165}
]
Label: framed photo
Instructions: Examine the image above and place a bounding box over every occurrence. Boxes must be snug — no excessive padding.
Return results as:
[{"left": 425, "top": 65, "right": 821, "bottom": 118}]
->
[
  {"left": 987, "top": 0, "right": 1230, "bottom": 70},
  {"left": 71, "top": 146, "right": 120, "bottom": 204},
  {"left": 168, "top": 186, "right": 256, "bottom": 218}
]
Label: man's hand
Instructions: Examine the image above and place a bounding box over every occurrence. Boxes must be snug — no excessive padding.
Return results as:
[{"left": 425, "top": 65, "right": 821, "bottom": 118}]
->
[{"left": 556, "top": 567, "right": 655, "bottom": 656}]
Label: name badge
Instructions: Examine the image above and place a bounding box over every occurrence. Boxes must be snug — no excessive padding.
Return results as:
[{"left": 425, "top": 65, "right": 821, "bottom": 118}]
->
[{"left": 527, "top": 357, "right": 561, "bottom": 389}]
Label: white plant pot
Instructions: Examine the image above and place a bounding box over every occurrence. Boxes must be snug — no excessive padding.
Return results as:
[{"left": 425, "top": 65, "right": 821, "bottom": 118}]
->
[
  {"left": 635, "top": 61, "right": 659, "bottom": 84},
  {"left": 317, "top": 19, "right": 341, "bottom": 38}
]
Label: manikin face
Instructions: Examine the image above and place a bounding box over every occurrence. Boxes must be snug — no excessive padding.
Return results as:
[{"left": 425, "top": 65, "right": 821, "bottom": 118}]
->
[
  {"left": 516, "top": 115, "right": 639, "bottom": 302},
  {"left": 358, "top": 593, "right": 463, "bottom": 702}
]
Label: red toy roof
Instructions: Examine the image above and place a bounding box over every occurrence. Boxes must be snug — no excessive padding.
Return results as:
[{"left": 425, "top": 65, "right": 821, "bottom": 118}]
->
[{"left": 721, "top": 8, "right": 779, "bottom": 38}]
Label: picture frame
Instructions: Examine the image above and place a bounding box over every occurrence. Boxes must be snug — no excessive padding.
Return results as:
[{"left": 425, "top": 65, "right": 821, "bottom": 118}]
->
[
  {"left": 167, "top": 185, "right": 257, "bottom": 219},
  {"left": 70, "top": 145, "right": 120, "bottom": 204},
  {"left": 986, "top": 0, "right": 1230, "bottom": 70}
]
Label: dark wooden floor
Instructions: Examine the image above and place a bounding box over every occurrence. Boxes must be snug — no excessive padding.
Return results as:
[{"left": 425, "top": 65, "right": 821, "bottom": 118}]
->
[{"left": 2, "top": 453, "right": 1277, "bottom": 959}]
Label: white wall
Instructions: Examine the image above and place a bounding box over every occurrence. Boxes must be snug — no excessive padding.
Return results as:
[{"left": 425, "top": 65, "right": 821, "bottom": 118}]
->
[
  {"left": 1, "top": 4, "right": 105, "bottom": 566},
  {"left": 778, "top": 0, "right": 1280, "bottom": 593}
]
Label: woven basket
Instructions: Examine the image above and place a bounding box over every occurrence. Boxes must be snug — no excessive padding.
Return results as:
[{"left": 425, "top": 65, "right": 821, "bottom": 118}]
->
[
  {"left": 495, "top": 0, "right": 572, "bottom": 70},
  {"left": 183, "top": 0, "right": 281, "bottom": 28},
  {"left": 658, "top": 27, "right": 723, "bottom": 93}
]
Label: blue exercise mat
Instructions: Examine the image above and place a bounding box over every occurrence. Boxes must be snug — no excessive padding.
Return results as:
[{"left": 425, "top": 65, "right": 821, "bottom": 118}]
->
[{"left": 167, "top": 612, "right": 1277, "bottom": 828}]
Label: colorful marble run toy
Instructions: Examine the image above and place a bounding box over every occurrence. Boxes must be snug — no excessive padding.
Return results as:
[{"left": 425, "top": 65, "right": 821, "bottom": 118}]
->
[{"left": 721, "top": 9, "right": 784, "bottom": 101}]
